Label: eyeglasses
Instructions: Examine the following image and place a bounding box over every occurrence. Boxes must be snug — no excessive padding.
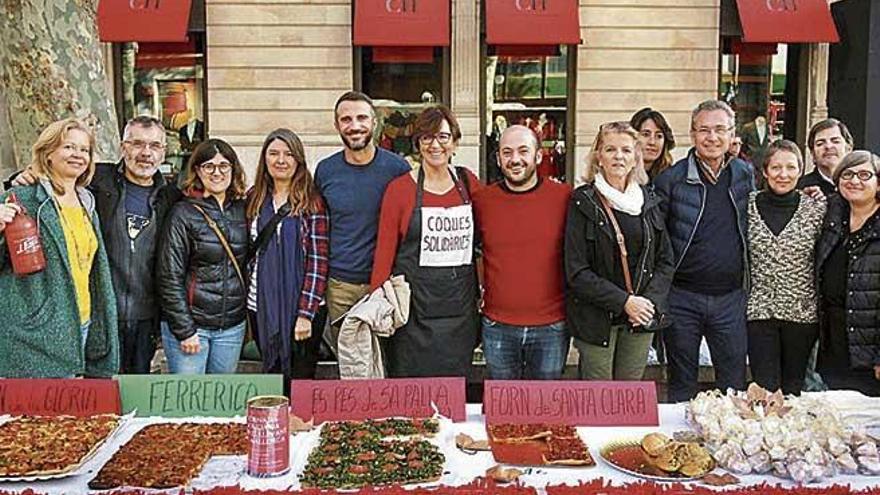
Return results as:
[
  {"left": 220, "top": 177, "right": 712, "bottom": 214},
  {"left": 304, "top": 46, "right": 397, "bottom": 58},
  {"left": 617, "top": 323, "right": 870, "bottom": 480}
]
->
[
  {"left": 418, "top": 132, "right": 452, "bottom": 145},
  {"left": 694, "top": 126, "right": 732, "bottom": 137},
  {"left": 125, "top": 140, "right": 166, "bottom": 152},
  {"left": 199, "top": 162, "right": 232, "bottom": 175},
  {"left": 839, "top": 170, "right": 876, "bottom": 182}
]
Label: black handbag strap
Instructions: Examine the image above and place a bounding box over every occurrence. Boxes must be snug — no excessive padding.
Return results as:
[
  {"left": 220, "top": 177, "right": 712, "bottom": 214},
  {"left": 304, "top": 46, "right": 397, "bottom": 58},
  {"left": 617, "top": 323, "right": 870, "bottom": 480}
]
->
[{"left": 248, "top": 201, "right": 291, "bottom": 261}]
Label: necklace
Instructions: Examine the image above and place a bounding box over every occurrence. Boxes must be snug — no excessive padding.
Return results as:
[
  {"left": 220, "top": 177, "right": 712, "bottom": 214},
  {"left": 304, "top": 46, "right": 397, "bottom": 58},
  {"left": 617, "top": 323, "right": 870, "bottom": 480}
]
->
[{"left": 54, "top": 195, "right": 96, "bottom": 272}]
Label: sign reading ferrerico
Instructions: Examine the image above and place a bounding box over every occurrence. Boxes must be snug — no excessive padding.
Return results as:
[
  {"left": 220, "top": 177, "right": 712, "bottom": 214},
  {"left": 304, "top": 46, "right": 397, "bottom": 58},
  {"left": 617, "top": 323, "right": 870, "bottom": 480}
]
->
[
  {"left": 116, "top": 374, "right": 282, "bottom": 417},
  {"left": 291, "top": 378, "right": 466, "bottom": 423},
  {"left": 0, "top": 379, "right": 121, "bottom": 417},
  {"left": 483, "top": 380, "right": 659, "bottom": 426}
]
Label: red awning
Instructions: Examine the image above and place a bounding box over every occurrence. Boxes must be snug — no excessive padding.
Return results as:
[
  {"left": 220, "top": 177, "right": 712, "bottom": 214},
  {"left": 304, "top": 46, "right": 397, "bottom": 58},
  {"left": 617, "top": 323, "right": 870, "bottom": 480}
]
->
[
  {"left": 735, "top": 0, "right": 839, "bottom": 43},
  {"left": 98, "top": 0, "right": 193, "bottom": 43},
  {"left": 486, "top": 0, "right": 581, "bottom": 45},
  {"left": 353, "top": 0, "right": 450, "bottom": 47},
  {"left": 372, "top": 47, "right": 435, "bottom": 64}
]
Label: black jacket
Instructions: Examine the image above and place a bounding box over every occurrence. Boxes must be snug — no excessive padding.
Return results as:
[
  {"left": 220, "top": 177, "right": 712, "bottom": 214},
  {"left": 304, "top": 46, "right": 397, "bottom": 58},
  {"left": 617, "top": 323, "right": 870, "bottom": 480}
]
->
[
  {"left": 564, "top": 184, "right": 675, "bottom": 346},
  {"left": 815, "top": 194, "right": 880, "bottom": 369},
  {"left": 797, "top": 169, "right": 837, "bottom": 197},
  {"left": 90, "top": 162, "right": 180, "bottom": 321},
  {"left": 157, "top": 194, "right": 249, "bottom": 340}
]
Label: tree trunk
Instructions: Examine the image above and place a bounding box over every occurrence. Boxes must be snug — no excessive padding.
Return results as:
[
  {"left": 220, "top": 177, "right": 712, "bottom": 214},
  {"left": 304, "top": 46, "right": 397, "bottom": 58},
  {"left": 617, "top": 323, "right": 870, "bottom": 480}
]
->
[{"left": 0, "top": 0, "right": 120, "bottom": 177}]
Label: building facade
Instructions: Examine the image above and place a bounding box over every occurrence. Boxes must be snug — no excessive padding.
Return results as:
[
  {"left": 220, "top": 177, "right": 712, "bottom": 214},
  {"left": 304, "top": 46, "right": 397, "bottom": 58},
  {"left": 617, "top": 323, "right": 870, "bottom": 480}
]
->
[{"left": 99, "top": 0, "right": 843, "bottom": 180}]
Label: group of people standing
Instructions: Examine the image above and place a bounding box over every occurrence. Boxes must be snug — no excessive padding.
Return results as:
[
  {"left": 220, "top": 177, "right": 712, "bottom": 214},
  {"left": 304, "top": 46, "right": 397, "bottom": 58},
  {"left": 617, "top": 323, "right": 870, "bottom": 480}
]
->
[{"left": 0, "top": 91, "right": 877, "bottom": 400}]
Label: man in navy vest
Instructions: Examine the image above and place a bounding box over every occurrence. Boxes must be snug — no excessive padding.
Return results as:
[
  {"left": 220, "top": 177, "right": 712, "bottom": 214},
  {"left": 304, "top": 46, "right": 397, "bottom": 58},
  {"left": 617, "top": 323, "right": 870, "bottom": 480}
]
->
[{"left": 653, "top": 100, "right": 755, "bottom": 402}]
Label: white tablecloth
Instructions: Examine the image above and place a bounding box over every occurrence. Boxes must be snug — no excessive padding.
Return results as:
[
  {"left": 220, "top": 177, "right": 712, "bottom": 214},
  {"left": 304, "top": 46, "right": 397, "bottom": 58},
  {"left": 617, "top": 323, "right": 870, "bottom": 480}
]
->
[{"left": 2, "top": 398, "right": 879, "bottom": 494}]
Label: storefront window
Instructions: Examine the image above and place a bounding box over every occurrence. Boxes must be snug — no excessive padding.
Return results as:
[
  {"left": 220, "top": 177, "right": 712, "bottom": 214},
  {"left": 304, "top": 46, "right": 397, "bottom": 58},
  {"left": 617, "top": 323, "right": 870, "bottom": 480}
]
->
[
  {"left": 118, "top": 36, "right": 207, "bottom": 175},
  {"left": 485, "top": 46, "right": 571, "bottom": 183},
  {"left": 359, "top": 47, "right": 448, "bottom": 165},
  {"left": 720, "top": 45, "right": 788, "bottom": 167}
]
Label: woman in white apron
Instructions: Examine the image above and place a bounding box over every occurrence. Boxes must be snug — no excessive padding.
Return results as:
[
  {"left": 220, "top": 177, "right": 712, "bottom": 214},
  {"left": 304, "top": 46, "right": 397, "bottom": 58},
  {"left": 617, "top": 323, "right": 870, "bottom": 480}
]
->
[{"left": 370, "top": 105, "right": 481, "bottom": 377}]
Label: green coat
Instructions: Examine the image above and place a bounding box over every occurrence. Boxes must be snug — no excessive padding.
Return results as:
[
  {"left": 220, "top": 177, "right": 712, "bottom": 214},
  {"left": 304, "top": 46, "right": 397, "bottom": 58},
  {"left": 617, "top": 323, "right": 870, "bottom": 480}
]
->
[{"left": 0, "top": 181, "right": 119, "bottom": 378}]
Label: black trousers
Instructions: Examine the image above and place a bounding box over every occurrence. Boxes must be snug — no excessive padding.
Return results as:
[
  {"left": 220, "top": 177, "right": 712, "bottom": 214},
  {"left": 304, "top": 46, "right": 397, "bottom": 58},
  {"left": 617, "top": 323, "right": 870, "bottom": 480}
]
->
[
  {"left": 818, "top": 306, "right": 880, "bottom": 397},
  {"left": 119, "top": 318, "right": 158, "bottom": 374},
  {"left": 747, "top": 318, "right": 818, "bottom": 395},
  {"left": 249, "top": 306, "right": 327, "bottom": 395}
]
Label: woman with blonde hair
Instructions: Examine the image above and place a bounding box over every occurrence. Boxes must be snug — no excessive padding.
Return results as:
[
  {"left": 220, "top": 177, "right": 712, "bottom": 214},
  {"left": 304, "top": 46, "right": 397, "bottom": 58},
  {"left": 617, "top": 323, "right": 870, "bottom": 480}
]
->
[
  {"left": 158, "top": 138, "right": 249, "bottom": 374},
  {"left": 246, "top": 128, "right": 328, "bottom": 382},
  {"left": 565, "top": 121, "right": 674, "bottom": 380},
  {"left": 0, "top": 117, "right": 119, "bottom": 377}
]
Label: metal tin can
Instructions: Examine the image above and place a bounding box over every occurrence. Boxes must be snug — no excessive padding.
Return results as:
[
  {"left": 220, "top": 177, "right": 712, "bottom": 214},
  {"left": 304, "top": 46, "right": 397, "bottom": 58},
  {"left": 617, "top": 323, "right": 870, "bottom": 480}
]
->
[{"left": 246, "top": 395, "right": 290, "bottom": 477}]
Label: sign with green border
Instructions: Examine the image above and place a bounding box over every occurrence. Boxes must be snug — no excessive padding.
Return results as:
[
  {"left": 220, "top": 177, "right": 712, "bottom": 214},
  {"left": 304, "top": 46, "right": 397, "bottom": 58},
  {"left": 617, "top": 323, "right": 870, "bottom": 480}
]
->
[{"left": 115, "top": 374, "right": 282, "bottom": 417}]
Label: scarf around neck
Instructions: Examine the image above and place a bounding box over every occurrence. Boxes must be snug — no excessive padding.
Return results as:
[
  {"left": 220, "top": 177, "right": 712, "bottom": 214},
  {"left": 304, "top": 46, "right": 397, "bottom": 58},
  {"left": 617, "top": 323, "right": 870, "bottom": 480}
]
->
[{"left": 594, "top": 172, "right": 644, "bottom": 215}]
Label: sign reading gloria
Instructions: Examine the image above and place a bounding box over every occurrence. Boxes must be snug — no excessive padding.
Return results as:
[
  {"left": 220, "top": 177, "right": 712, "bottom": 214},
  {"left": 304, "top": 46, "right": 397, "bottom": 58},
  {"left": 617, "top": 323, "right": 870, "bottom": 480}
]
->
[
  {"left": 484, "top": 380, "right": 659, "bottom": 426},
  {"left": 0, "top": 379, "right": 120, "bottom": 417},
  {"left": 291, "top": 378, "right": 466, "bottom": 423},
  {"left": 116, "top": 374, "right": 282, "bottom": 417}
]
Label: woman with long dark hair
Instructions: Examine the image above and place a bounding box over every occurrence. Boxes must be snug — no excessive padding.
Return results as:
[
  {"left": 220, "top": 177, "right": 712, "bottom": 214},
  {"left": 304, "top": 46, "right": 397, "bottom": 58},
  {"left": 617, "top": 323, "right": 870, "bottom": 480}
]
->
[
  {"left": 158, "top": 139, "right": 249, "bottom": 374},
  {"left": 246, "top": 128, "right": 328, "bottom": 382},
  {"left": 630, "top": 107, "right": 676, "bottom": 181}
]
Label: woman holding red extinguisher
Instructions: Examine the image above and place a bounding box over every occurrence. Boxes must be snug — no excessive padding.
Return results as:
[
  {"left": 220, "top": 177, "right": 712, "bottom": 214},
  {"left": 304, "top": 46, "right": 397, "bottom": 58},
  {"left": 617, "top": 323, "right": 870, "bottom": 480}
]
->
[{"left": 0, "top": 117, "right": 119, "bottom": 378}]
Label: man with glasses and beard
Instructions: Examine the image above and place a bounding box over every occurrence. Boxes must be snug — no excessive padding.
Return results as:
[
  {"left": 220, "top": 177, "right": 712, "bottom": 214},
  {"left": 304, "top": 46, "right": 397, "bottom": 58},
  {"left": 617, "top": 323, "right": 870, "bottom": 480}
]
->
[
  {"left": 315, "top": 92, "right": 410, "bottom": 353},
  {"left": 9, "top": 116, "right": 179, "bottom": 373},
  {"left": 472, "top": 125, "right": 571, "bottom": 379}
]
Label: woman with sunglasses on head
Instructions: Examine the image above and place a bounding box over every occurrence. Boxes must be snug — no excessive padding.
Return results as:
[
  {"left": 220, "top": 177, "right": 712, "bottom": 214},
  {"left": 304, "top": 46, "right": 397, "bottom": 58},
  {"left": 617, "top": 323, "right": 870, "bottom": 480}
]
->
[
  {"left": 565, "top": 121, "right": 674, "bottom": 381},
  {"left": 246, "top": 129, "right": 328, "bottom": 383},
  {"left": 371, "top": 105, "right": 482, "bottom": 378},
  {"left": 815, "top": 150, "right": 880, "bottom": 396},
  {"left": 0, "top": 118, "right": 118, "bottom": 378},
  {"left": 158, "top": 139, "right": 249, "bottom": 374},
  {"left": 630, "top": 107, "right": 676, "bottom": 181}
]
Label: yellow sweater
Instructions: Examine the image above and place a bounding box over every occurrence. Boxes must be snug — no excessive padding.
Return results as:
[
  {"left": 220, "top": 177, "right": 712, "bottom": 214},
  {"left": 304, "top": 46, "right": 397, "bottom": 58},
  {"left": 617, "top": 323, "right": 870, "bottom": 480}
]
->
[{"left": 59, "top": 206, "right": 98, "bottom": 324}]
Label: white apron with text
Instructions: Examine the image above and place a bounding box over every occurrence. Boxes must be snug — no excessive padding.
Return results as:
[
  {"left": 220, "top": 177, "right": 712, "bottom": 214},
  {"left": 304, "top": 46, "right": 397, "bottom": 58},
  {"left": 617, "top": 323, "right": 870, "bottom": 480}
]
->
[{"left": 419, "top": 204, "right": 474, "bottom": 267}]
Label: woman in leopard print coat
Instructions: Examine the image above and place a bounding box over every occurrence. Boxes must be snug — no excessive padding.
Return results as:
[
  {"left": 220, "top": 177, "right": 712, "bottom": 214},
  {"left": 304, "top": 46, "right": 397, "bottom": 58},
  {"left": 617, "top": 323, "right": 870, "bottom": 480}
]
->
[{"left": 746, "top": 140, "right": 826, "bottom": 395}]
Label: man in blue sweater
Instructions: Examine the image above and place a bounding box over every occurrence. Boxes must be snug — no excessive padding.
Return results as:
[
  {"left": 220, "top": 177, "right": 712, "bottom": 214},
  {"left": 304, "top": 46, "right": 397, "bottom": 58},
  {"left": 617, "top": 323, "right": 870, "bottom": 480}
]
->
[
  {"left": 314, "top": 92, "right": 410, "bottom": 353},
  {"left": 653, "top": 100, "right": 755, "bottom": 402}
]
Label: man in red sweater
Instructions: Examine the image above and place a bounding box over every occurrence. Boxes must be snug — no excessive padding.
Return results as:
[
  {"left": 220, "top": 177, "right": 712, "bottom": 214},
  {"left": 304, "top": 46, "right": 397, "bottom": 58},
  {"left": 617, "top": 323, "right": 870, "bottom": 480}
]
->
[{"left": 473, "top": 125, "right": 571, "bottom": 379}]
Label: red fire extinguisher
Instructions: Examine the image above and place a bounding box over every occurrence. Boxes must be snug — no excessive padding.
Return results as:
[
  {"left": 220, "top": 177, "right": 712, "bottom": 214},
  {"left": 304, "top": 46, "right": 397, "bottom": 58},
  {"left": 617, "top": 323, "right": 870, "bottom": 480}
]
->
[{"left": 4, "top": 192, "right": 46, "bottom": 275}]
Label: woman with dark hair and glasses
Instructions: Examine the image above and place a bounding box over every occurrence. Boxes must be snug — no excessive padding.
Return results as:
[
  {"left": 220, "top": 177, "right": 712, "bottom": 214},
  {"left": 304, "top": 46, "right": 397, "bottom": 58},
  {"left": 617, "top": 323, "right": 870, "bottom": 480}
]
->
[
  {"left": 630, "top": 107, "right": 676, "bottom": 181},
  {"left": 371, "top": 105, "right": 482, "bottom": 377},
  {"left": 745, "top": 140, "right": 826, "bottom": 395},
  {"left": 158, "top": 139, "right": 249, "bottom": 374},
  {"left": 246, "top": 129, "right": 328, "bottom": 382},
  {"left": 815, "top": 150, "right": 880, "bottom": 395}
]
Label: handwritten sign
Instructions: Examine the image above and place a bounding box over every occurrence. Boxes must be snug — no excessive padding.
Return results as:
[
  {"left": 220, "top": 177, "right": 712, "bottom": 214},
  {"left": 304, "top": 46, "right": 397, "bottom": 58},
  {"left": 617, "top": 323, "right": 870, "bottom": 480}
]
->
[
  {"left": 419, "top": 205, "right": 474, "bottom": 267},
  {"left": 0, "top": 379, "right": 120, "bottom": 416},
  {"left": 291, "top": 378, "right": 466, "bottom": 423},
  {"left": 484, "top": 380, "right": 658, "bottom": 426},
  {"left": 116, "top": 374, "right": 282, "bottom": 417}
]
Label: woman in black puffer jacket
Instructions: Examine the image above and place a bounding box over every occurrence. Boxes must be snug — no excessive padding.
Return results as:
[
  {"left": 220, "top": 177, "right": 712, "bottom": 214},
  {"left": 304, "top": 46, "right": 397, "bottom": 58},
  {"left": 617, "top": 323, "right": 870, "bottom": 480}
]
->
[
  {"left": 815, "top": 150, "right": 880, "bottom": 396},
  {"left": 158, "top": 139, "right": 249, "bottom": 374}
]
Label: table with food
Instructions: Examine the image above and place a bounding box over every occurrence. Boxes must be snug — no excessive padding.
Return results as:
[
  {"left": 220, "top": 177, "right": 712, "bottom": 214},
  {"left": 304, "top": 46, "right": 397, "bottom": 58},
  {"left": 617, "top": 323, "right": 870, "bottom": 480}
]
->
[{"left": 0, "top": 385, "right": 879, "bottom": 495}]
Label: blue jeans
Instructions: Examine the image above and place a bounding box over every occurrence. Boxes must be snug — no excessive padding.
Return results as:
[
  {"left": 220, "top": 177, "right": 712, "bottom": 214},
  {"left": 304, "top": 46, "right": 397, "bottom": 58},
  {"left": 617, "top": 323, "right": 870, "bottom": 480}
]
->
[
  {"left": 481, "top": 316, "right": 569, "bottom": 380},
  {"left": 161, "top": 320, "right": 245, "bottom": 374},
  {"left": 663, "top": 286, "right": 747, "bottom": 403}
]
